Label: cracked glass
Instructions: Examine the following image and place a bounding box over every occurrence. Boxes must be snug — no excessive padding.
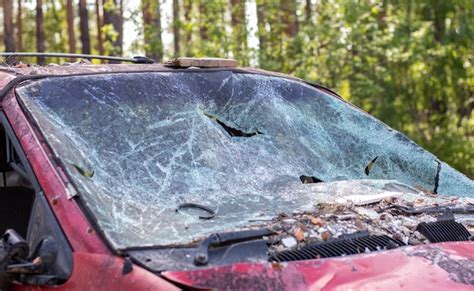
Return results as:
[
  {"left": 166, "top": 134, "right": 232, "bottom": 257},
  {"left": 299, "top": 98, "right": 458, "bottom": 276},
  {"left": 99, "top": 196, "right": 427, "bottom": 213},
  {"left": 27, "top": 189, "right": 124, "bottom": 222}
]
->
[{"left": 16, "top": 71, "right": 474, "bottom": 248}]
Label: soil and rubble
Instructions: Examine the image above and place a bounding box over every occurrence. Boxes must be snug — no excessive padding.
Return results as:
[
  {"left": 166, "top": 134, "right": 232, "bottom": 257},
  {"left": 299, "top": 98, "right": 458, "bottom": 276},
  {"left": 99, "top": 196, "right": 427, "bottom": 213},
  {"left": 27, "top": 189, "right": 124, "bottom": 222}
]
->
[{"left": 256, "top": 187, "right": 474, "bottom": 253}]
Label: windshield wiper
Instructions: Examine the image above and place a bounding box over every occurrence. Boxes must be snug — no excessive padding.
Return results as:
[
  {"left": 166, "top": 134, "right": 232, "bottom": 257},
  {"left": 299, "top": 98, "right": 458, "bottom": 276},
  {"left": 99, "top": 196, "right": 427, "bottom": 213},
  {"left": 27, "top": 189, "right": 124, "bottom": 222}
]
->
[
  {"left": 194, "top": 228, "right": 275, "bottom": 266},
  {"left": 176, "top": 202, "right": 216, "bottom": 220}
]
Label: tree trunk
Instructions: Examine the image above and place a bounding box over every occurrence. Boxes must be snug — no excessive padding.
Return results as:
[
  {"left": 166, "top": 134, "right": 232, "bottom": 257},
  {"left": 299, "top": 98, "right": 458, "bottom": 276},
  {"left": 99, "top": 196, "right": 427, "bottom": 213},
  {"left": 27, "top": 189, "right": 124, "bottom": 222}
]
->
[
  {"left": 183, "top": 0, "right": 192, "bottom": 55},
  {"left": 142, "top": 0, "right": 151, "bottom": 40},
  {"left": 95, "top": 0, "right": 104, "bottom": 55},
  {"left": 118, "top": 0, "right": 123, "bottom": 54},
  {"left": 230, "top": 0, "right": 245, "bottom": 31},
  {"left": 151, "top": 0, "right": 162, "bottom": 61},
  {"left": 230, "top": 0, "right": 247, "bottom": 64},
  {"left": 281, "top": 0, "right": 298, "bottom": 37},
  {"left": 142, "top": 0, "right": 163, "bottom": 61},
  {"left": 16, "top": 0, "right": 22, "bottom": 52},
  {"left": 103, "top": 0, "right": 123, "bottom": 57},
  {"left": 36, "top": 0, "right": 45, "bottom": 64},
  {"left": 256, "top": 1, "right": 265, "bottom": 49},
  {"left": 432, "top": 4, "right": 446, "bottom": 43},
  {"left": 3, "top": 0, "right": 16, "bottom": 54},
  {"left": 142, "top": 0, "right": 152, "bottom": 52},
  {"left": 173, "top": 0, "right": 180, "bottom": 57},
  {"left": 79, "top": 0, "right": 91, "bottom": 54},
  {"left": 305, "top": 0, "right": 311, "bottom": 24},
  {"left": 66, "top": 0, "right": 76, "bottom": 60},
  {"left": 199, "top": 1, "right": 207, "bottom": 41}
]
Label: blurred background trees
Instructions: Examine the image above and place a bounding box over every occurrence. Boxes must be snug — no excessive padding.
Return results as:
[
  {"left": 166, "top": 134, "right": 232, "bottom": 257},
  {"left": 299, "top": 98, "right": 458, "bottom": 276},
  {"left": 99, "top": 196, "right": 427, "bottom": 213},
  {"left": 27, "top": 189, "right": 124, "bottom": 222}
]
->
[{"left": 0, "top": 0, "right": 473, "bottom": 177}]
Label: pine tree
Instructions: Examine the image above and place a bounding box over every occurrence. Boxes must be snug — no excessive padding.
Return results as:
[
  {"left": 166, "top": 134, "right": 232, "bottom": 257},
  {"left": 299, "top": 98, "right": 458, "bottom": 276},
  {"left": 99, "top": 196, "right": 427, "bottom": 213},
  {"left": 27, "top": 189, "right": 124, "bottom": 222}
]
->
[
  {"left": 182, "top": 0, "right": 192, "bottom": 56},
  {"left": 79, "top": 0, "right": 91, "bottom": 54},
  {"left": 36, "top": 0, "right": 45, "bottom": 64},
  {"left": 230, "top": 0, "right": 248, "bottom": 64},
  {"left": 3, "top": 0, "right": 16, "bottom": 54},
  {"left": 173, "top": 0, "right": 180, "bottom": 57},
  {"left": 66, "top": 0, "right": 76, "bottom": 59},
  {"left": 281, "top": 0, "right": 298, "bottom": 37},
  {"left": 103, "top": 0, "right": 123, "bottom": 57},
  {"left": 16, "top": 0, "right": 22, "bottom": 52},
  {"left": 142, "top": 0, "right": 162, "bottom": 61},
  {"left": 95, "top": 0, "right": 104, "bottom": 55}
]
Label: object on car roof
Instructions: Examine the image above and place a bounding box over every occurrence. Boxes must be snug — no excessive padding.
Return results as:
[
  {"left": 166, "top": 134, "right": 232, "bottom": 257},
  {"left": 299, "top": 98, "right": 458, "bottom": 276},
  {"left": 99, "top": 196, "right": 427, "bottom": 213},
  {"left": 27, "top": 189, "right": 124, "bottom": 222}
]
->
[{"left": 164, "top": 57, "right": 238, "bottom": 68}]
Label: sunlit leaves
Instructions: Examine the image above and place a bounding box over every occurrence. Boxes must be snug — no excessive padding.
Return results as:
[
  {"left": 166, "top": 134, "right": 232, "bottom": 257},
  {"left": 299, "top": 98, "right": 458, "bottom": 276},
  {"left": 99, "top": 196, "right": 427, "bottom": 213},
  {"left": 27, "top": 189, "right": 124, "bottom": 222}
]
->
[{"left": 3, "top": 0, "right": 471, "bottom": 177}]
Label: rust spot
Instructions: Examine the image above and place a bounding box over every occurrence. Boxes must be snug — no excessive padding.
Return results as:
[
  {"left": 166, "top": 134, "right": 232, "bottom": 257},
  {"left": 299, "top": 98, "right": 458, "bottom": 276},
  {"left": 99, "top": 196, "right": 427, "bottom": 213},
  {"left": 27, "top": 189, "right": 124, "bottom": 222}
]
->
[
  {"left": 51, "top": 197, "right": 59, "bottom": 205},
  {"left": 271, "top": 261, "right": 284, "bottom": 271}
]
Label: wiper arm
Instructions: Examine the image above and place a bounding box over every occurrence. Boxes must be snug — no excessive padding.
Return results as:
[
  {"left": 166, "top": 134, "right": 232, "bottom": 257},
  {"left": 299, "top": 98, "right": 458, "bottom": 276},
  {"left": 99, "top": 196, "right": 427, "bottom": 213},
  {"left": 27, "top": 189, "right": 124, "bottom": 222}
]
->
[{"left": 194, "top": 228, "right": 275, "bottom": 266}]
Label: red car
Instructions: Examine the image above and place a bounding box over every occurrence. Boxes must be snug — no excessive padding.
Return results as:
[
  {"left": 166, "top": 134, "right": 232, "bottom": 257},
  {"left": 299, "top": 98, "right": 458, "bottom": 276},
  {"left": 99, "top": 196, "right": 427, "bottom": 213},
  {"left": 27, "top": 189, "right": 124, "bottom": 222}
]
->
[{"left": 0, "top": 55, "right": 473, "bottom": 290}]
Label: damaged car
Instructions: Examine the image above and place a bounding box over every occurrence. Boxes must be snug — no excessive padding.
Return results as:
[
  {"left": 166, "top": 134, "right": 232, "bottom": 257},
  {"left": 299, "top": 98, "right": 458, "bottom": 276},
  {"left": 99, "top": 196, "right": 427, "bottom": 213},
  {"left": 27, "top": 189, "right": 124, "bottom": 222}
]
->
[{"left": 0, "top": 55, "right": 473, "bottom": 290}]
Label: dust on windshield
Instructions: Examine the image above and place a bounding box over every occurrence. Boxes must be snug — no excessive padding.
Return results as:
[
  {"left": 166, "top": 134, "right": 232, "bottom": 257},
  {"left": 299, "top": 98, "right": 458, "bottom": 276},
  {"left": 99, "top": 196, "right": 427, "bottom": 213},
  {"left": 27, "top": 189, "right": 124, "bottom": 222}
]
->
[{"left": 16, "top": 71, "right": 474, "bottom": 249}]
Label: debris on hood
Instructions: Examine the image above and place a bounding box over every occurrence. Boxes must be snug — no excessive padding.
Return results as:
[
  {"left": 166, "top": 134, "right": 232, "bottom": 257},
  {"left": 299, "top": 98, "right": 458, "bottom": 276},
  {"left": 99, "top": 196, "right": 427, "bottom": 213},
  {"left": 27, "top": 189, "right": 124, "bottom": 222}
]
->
[
  {"left": 281, "top": 237, "right": 298, "bottom": 248},
  {"left": 257, "top": 180, "right": 474, "bottom": 253},
  {"left": 335, "top": 191, "right": 403, "bottom": 205}
]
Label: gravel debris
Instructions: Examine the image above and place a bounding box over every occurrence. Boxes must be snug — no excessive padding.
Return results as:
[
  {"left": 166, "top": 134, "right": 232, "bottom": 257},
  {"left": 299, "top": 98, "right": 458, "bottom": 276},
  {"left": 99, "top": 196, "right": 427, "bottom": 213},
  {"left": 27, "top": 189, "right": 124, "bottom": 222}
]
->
[
  {"left": 281, "top": 237, "right": 298, "bottom": 248},
  {"left": 257, "top": 189, "right": 474, "bottom": 252}
]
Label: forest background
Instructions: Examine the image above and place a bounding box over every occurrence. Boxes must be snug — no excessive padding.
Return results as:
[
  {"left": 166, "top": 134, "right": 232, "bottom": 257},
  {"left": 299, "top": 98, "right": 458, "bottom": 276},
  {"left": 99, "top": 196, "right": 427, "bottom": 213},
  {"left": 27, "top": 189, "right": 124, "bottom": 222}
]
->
[{"left": 1, "top": 0, "right": 473, "bottom": 177}]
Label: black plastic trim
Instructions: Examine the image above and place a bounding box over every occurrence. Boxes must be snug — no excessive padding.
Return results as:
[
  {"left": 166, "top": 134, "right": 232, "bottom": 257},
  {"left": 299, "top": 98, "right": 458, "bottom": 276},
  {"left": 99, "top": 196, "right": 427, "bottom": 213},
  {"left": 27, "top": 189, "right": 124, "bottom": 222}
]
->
[
  {"left": 416, "top": 220, "right": 471, "bottom": 242},
  {"left": 269, "top": 233, "right": 404, "bottom": 262}
]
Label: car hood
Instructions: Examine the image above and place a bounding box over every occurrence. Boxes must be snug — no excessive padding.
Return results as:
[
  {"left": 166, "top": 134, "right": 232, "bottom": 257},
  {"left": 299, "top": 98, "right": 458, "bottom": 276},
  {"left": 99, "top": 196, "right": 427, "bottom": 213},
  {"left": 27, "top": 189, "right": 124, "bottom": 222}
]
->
[{"left": 161, "top": 242, "right": 474, "bottom": 290}]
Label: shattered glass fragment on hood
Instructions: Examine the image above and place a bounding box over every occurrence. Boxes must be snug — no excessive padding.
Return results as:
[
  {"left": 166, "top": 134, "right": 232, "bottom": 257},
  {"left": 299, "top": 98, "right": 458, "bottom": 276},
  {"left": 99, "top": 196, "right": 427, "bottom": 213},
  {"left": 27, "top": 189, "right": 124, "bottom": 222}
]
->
[{"left": 16, "top": 71, "right": 474, "bottom": 248}]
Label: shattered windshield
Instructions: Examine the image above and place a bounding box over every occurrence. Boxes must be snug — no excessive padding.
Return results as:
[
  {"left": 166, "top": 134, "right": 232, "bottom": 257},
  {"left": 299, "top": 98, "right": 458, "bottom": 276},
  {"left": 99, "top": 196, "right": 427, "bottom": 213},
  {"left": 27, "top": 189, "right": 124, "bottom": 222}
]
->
[{"left": 16, "top": 71, "right": 474, "bottom": 249}]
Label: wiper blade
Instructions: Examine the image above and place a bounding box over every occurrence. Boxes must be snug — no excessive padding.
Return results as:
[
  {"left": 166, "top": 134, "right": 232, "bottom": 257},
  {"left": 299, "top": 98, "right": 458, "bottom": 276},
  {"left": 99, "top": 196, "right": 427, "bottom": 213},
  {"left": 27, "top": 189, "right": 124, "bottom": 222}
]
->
[
  {"left": 194, "top": 228, "right": 275, "bottom": 266},
  {"left": 176, "top": 202, "right": 216, "bottom": 220}
]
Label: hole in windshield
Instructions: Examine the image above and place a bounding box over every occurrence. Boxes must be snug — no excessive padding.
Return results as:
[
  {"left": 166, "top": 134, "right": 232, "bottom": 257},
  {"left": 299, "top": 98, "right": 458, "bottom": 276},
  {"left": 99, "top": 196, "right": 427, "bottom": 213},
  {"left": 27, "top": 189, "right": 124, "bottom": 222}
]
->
[
  {"left": 300, "top": 175, "right": 323, "bottom": 184},
  {"left": 365, "top": 156, "right": 379, "bottom": 176},
  {"left": 202, "top": 111, "right": 263, "bottom": 137},
  {"left": 434, "top": 160, "right": 441, "bottom": 194}
]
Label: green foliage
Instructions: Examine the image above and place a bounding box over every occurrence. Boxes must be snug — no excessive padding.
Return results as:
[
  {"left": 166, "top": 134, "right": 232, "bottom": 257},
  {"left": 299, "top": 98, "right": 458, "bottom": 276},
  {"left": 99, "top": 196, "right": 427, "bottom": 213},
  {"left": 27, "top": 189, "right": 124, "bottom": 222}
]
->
[
  {"left": 102, "top": 23, "right": 119, "bottom": 52},
  {"left": 197, "top": 0, "right": 231, "bottom": 58},
  {"left": 2, "top": 0, "right": 472, "bottom": 177}
]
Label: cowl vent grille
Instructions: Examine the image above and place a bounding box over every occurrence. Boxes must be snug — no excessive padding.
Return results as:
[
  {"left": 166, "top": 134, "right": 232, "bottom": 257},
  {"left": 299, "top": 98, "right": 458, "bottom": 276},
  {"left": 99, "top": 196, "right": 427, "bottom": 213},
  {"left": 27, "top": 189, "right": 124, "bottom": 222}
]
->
[
  {"left": 416, "top": 220, "right": 471, "bottom": 243},
  {"left": 269, "top": 232, "right": 404, "bottom": 262}
]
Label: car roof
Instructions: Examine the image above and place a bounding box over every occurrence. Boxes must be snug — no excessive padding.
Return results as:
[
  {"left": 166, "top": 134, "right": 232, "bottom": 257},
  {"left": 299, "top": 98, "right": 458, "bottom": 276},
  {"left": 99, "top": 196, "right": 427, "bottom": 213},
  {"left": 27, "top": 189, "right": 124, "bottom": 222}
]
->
[
  {"left": 0, "top": 63, "right": 298, "bottom": 81},
  {"left": 0, "top": 61, "right": 341, "bottom": 101}
]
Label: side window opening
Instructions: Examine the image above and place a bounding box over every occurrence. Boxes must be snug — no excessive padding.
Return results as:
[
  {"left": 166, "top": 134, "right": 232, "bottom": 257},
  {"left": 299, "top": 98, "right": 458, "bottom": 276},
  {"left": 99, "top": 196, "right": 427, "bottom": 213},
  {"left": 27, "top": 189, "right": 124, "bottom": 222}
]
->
[
  {"left": 0, "top": 125, "right": 35, "bottom": 238},
  {"left": 0, "top": 113, "right": 72, "bottom": 287}
]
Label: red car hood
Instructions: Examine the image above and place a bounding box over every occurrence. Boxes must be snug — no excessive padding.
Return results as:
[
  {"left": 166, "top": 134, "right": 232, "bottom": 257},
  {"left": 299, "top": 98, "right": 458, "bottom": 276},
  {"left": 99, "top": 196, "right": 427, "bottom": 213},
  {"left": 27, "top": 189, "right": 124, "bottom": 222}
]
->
[{"left": 162, "top": 242, "right": 474, "bottom": 290}]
